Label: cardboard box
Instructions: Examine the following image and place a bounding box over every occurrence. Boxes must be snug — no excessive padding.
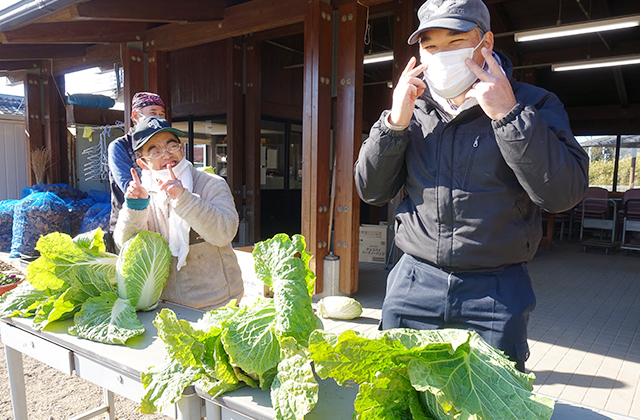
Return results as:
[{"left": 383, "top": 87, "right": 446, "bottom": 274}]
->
[
  {"left": 233, "top": 247, "right": 273, "bottom": 298},
  {"left": 359, "top": 224, "right": 388, "bottom": 263}
]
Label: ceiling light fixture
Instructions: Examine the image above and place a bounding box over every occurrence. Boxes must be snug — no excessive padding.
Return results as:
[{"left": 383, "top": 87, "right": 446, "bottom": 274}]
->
[
  {"left": 363, "top": 51, "right": 394, "bottom": 65},
  {"left": 514, "top": 15, "right": 640, "bottom": 42},
  {"left": 552, "top": 54, "right": 640, "bottom": 71}
]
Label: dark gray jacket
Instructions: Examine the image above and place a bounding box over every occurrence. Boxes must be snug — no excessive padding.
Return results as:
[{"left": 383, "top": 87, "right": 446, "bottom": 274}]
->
[{"left": 355, "top": 52, "right": 589, "bottom": 271}]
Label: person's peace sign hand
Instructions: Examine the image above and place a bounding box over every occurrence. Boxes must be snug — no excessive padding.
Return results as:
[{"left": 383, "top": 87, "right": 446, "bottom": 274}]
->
[
  {"left": 389, "top": 56, "right": 428, "bottom": 127},
  {"left": 125, "top": 168, "right": 148, "bottom": 199},
  {"left": 159, "top": 163, "right": 184, "bottom": 200},
  {"left": 465, "top": 47, "right": 517, "bottom": 121}
]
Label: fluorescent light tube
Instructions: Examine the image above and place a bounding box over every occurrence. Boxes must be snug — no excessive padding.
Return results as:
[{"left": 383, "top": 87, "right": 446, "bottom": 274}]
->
[
  {"left": 552, "top": 54, "right": 640, "bottom": 71},
  {"left": 363, "top": 51, "right": 394, "bottom": 65},
  {"left": 514, "top": 15, "right": 640, "bottom": 42}
]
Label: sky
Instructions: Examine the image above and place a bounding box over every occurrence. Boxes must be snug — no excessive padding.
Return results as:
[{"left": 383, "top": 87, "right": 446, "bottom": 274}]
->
[{"left": 0, "top": 0, "right": 20, "bottom": 11}]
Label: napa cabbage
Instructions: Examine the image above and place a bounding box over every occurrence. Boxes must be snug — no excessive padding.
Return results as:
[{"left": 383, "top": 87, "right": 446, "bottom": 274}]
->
[
  {"left": 0, "top": 228, "right": 172, "bottom": 345},
  {"left": 140, "top": 233, "right": 322, "bottom": 419},
  {"left": 317, "top": 296, "right": 363, "bottom": 319}
]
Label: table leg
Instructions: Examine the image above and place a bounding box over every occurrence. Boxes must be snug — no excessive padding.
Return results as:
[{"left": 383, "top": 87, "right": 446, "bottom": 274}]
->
[
  {"left": 5, "top": 344, "right": 29, "bottom": 420},
  {"left": 104, "top": 388, "right": 115, "bottom": 420},
  {"left": 176, "top": 392, "right": 202, "bottom": 420},
  {"left": 205, "top": 401, "right": 222, "bottom": 420}
]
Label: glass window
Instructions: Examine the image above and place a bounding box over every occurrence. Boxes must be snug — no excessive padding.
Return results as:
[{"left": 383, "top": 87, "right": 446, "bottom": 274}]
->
[
  {"left": 578, "top": 136, "right": 615, "bottom": 191},
  {"left": 578, "top": 135, "right": 640, "bottom": 192},
  {"left": 616, "top": 136, "right": 640, "bottom": 192},
  {"left": 289, "top": 124, "right": 302, "bottom": 190},
  {"left": 260, "top": 120, "right": 287, "bottom": 190},
  {"left": 173, "top": 118, "right": 227, "bottom": 175}
]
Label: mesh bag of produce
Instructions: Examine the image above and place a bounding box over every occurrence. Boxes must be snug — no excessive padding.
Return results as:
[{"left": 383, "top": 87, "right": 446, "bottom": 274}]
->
[
  {"left": 10, "top": 192, "right": 70, "bottom": 258},
  {"left": 0, "top": 200, "right": 19, "bottom": 252},
  {"left": 23, "top": 183, "right": 87, "bottom": 200},
  {"left": 65, "top": 197, "right": 96, "bottom": 237},
  {"left": 79, "top": 202, "right": 111, "bottom": 234}
]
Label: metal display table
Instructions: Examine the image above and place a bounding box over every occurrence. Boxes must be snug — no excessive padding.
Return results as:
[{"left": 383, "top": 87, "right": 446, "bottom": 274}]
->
[
  {"left": 1, "top": 302, "right": 205, "bottom": 420},
  {"left": 197, "top": 379, "right": 628, "bottom": 420}
]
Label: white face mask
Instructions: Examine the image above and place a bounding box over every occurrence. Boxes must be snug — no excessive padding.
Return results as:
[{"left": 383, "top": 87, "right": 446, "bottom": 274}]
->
[
  {"left": 421, "top": 37, "right": 484, "bottom": 99},
  {"left": 149, "top": 157, "right": 190, "bottom": 183}
]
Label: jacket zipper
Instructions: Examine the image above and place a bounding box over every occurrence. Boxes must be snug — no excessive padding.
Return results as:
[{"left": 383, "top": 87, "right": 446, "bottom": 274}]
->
[{"left": 462, "top": 135, "right": 481, "bottom": 189}]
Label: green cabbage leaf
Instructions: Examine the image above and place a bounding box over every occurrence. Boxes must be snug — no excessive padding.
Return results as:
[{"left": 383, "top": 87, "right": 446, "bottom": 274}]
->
[
  {"left": 309, "top": 328, "right": 555, "bottom": 420},
  {"left": 141, "top": 233, "right": 322, "bottom": 420},
  {"left": 70, "top": 292, "right": 144, "bottom": 345},
  {"left": 0, "top": 228, "right": 172, "bottom": 346}
]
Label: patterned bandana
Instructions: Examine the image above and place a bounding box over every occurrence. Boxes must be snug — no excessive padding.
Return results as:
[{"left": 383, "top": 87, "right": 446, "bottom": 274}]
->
[{"left": 131, "top": 92, "right": 165, "bottom": 111}]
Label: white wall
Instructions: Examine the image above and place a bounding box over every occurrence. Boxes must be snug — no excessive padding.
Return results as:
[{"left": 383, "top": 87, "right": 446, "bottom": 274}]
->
[{"left": 0, "top": 114, "right": 28, "bottom": 201}]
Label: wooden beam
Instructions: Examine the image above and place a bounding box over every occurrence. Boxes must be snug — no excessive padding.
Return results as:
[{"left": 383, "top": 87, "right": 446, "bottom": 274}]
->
[
  {"left": 334, "top": 2, "right": 366, "bottom": 295},
  {"left": 70, "top": 0, "right": 224, "bottom": 23},
  {"left": 145, "top": 0, "right": 308, "bottom": 51},
  {"left": 245, "top": 35, "right": 262, "bottom": 244},
  {"left": 122, "top": 46, "right": 145, "bottom": 130},
  {"left": 249, "top": 22, "right": 304, "bottom": 42},
  {"left": 0, "top": 44, "right": 87, "bottom": 60},
  {"left": 226, "top": 38, "right": 245, "bottom": 218},
  {"left": 1, "top": 22, "right": 148, "bottom": 44},
  {"left": 0, "top": 60, "right": 45, "bottom": 72},
  {"left": 302, "top": 0, "right": 333, "bottom": 293},
  {"left": 51, "top": 43, "right": 120, "bottom": 76},
  {"left": 332, "top": 0, "right": 393, "bottom": 7}
]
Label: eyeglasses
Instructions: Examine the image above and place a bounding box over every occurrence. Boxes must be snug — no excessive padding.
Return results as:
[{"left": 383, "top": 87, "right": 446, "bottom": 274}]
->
[{"left": 144, "top": 143, "right": 182, "bottom": 160}]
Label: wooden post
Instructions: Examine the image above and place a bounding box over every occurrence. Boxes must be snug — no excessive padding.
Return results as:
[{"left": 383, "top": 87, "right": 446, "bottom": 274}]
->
[
  {"left": 334, "top": 2, "right": 366, "bottom": 294},
  {"left": 147, "top": 49, "right": 171, "bottom": 120},
  {"left": 302, "top": 0, "right": 333, "bottom": 292},
  {"left": 227, "top": 38, "right": 245, "bottom": 216},
  {"left": 387, "top": 0, "right": 416, "bottom": 264},
  {"left": 24, "top": 72, "right": 44, "bottom": 186},
  {"left": 41, "top": 66, "right": 67, "bottom": 184},
  {"left": 122, "top": 45, "right": 145, "bottom": 130},
  {"left": 245, "top": 35, "right": 262, "bottom": 244}
]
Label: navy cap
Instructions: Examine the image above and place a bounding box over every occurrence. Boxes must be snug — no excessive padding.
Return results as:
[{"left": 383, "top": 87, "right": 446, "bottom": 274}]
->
[
  {"left": 132, "top": 117, "right": 184, "bottom": 151},
  {"left": 408, "top": 0, "right": 491, "bottom": 45}
]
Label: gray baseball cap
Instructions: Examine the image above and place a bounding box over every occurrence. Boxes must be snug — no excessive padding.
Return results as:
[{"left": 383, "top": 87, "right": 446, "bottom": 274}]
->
[{"left": 408, "top": 0, "right": 491, "bottom": 45}]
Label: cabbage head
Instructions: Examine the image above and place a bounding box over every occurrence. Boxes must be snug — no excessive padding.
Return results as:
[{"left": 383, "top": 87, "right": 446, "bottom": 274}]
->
[
  {"left": 117, "top": 230, "right": 172, "bottom": 311},
  {"left": 316, "top": 296, "right": 362, "bottom": 320}
]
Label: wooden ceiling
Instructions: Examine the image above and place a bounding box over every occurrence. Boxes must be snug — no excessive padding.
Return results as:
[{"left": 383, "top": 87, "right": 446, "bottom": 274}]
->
[{"left": 0, "top": 0, "right": 639, "bottom": 134}]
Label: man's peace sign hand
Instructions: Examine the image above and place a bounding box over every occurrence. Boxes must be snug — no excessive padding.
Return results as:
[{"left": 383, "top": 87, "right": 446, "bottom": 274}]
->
[
  {"left": 465, "top": 47, "right": 517, "bottom": 121},
  {"left": 159, "top": 163, "right": 184, "bottom": 200},
  {"left": 389, "top": 56, "right": 428, "bottom": 127}
]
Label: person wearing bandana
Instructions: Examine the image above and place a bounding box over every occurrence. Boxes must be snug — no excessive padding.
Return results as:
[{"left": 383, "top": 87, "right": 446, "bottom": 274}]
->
[
  {"left": 354, "top": 0, "right": 589, "bottom": 371},
  {"left": 113, "top": 116, "right": 244, "bottom": 310},
  {"left": 107, "top": 92, "right": 166, "bottom": 253}
]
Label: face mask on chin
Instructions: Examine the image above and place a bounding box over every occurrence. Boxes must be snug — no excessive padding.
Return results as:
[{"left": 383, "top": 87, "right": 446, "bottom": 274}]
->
[
  {"left": 421, "top": 37, "right": 485, "bottom": 99},
  {"left": 149, "top": 156, "right": 190, "bottom": 184}
]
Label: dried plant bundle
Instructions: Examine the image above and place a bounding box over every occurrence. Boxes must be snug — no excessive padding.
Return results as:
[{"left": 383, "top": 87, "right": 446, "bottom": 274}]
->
[{"left": 31, "top": 147, "right": 52, "bottom": 184}]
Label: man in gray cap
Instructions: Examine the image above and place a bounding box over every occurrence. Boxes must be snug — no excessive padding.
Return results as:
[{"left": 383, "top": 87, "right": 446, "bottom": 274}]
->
[{"left": 355, "top": 0, "right": 589, "bottom": 371}]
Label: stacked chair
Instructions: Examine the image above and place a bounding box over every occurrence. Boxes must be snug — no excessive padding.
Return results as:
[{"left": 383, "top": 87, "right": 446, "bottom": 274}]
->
[
  {"left": 575, "top": 187, "right": 617, "bottom": 254},
  {"left": 620, "top": 188, "right": 640, "bottom": 254}
]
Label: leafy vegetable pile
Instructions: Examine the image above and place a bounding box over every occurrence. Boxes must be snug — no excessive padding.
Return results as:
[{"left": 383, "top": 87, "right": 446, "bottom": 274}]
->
[
  {"left": 141, "top": 233, "right": 555, "bottom": 420},
  {"left": 0, "top": 228, "right": 171, "bottom": 344},
  {"left": 139, "top": 233, "right": 323, "bottom": 419}
]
